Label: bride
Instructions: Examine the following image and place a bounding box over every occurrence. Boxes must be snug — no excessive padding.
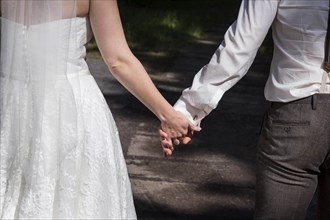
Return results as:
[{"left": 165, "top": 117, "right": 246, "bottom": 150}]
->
[{"left": 0, "top": 0, "right": 199, "bottom": 219}]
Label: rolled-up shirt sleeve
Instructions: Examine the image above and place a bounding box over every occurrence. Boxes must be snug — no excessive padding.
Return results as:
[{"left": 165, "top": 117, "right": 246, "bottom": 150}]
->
[{"left": 174, "top": 0, "right": 279, "bottom": 125}]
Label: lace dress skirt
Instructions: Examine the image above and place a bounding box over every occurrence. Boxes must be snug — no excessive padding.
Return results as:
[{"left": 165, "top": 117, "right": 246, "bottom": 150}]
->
[{"left": 0, "top": 70, "right": 137, "bottom": 219}]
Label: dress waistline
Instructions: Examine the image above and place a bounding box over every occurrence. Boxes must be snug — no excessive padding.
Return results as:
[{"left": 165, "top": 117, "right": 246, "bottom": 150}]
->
[{"left": 0, "top": 69, "right": 91, "bottom": 82}]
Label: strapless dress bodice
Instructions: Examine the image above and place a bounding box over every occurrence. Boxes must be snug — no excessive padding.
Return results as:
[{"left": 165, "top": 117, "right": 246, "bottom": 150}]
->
[{"left": 1, "top": 16, "right": 93, "bottom": 80}]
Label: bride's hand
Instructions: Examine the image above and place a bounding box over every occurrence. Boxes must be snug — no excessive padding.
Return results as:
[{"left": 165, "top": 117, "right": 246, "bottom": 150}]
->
[
  {"left": 160, "top": 111, "right": 200, "bottom": 140},
  {"left": 159, "top": 111, "right": 201, "bottom": 157}
]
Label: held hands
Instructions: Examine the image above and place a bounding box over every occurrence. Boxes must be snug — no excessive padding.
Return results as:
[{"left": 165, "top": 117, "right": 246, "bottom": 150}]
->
[{"left": 159, "top": 111, "right": 201, "bottom": 157}]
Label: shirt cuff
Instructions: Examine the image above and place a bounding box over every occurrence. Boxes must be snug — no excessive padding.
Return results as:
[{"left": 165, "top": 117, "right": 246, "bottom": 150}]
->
[{"left": 173, "top": 98, "right": 207, "bottom": 127}]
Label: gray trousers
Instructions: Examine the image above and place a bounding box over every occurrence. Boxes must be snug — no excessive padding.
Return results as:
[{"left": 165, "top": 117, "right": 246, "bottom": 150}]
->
[{"left": 254, "top": 94, "right": 330, "bottom": 220}]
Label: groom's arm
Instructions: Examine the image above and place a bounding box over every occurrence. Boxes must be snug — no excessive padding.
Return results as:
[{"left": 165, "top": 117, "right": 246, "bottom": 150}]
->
[{"left": 174, "top": 0, "right": 279, "bottom": 125}]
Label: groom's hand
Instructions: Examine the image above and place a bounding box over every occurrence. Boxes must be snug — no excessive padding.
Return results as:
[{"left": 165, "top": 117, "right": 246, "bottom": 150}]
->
[
  {"left": 180, "top": 127, "right": 195, "bottom": 144},
  {"left": 158, "top": 128, "right": 174, "bottom": 157}
]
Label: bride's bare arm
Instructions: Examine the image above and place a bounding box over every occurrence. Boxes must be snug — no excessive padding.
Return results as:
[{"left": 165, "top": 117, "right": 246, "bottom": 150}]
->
[
  {"left": 76, "top": 0, "right": 89, "bottom": 17},
  {"left": 89, "top": 0, "right": 199, "bottom": 144}
]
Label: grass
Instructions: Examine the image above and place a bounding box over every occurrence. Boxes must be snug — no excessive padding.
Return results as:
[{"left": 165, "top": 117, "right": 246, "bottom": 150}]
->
[{"left": 87, "top": 0, "right": 241, "bottom": 72}]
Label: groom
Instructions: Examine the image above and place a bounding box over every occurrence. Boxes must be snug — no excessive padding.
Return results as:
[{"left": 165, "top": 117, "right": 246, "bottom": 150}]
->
[{"left": 160, "top": 0, "right": 330, "bottom": 219}]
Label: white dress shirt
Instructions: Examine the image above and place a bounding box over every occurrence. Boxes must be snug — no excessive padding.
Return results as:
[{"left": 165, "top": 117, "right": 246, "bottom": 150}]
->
[{"left": 174, "top": 0, "right": 330, "bottom": 125}]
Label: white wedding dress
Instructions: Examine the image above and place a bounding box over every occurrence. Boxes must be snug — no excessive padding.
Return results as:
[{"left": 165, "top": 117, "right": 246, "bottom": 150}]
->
[{"left": 0, "top": 16, "right": 137, "bottom": 219}]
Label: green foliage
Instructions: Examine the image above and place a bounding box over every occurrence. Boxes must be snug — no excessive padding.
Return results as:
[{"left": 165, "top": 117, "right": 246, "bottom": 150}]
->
[
  {"left": 87, "top": 0, "right": 241, "bottom": 71},
  {"left": 118, "top": 0, "right": 239, "bottom": 53}
]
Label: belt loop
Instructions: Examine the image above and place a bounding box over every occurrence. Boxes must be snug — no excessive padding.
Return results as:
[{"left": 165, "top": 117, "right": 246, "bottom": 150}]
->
[{"left": 312, "top": 95, "right": 317, "bottom": 110}]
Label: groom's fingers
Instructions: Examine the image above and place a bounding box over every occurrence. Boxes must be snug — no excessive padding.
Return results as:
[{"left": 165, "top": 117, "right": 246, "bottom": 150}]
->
[
  {"left": 162, "top": 138, "right": 173, "bottom": 157},
  {"left": 158, "top": 127, "right": 175, "bottom": 157},
  {"left": 181, "top": 136, "right": 192, "bottom": 145},
  {"left": 173, "top": 138, "right": 180, "bottom": 145},
  {"left": 162, "top": 139, "right": 173, "bottom": 149},
  {"left": 189, "top": 122, "right": 201, "bottom": 132},
  {"left": 163, "top": 148, "right": 172, "bottom": 157},
  {"left": 180, "top": 125, "right": 198, "bottom": 144}
]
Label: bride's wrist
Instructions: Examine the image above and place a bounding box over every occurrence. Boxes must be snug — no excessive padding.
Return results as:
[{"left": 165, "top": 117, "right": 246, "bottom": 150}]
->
[{"left": 157, "top": 106, "right": 177, "bottom": 124}]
